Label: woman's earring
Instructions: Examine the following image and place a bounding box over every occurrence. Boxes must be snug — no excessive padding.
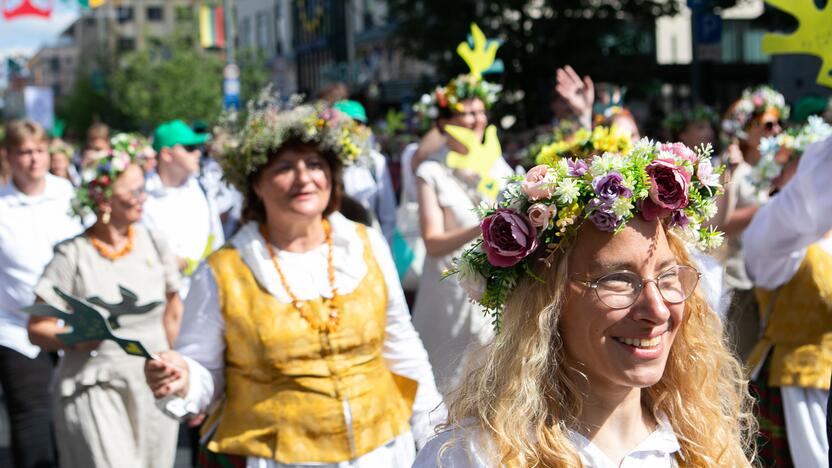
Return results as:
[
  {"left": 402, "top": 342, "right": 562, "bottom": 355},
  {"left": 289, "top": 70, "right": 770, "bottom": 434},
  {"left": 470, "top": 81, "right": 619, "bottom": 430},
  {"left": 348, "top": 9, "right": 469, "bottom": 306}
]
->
[{"left": 101, "top": 210, "right": 111, "bottom": 225}]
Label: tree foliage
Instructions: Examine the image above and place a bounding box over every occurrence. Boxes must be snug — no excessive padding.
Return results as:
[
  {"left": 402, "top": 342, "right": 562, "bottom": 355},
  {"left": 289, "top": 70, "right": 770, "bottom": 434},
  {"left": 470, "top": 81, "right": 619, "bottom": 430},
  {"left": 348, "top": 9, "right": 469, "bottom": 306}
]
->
[
  {"left": 110, "top": 36, "right": 225, "bottom": 130},
  {"left": 389, "top": 0, "right": 743, "bottom": 126}
]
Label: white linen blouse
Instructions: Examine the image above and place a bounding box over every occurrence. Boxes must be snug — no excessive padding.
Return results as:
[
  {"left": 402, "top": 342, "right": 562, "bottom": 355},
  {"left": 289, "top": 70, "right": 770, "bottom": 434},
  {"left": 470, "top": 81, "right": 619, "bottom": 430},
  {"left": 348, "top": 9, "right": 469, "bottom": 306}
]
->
[
  {"left": 412, "top": 415, "right": 681, "bottom": 468},
  {"left": 742, "top": 137, "right": 832, "bottom": 289},
  {"left": 176, "top": 213, "right": 445, "bottom": 467}
]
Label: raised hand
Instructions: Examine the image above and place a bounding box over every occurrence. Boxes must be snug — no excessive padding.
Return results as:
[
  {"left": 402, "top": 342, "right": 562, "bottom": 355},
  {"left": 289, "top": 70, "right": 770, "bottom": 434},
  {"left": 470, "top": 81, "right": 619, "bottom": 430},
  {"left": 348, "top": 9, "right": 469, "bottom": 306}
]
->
[
  {"left": 457, "top": 23, "right": 500, "bottom": 79},
  {"left": 555, "top": 65, "right": 595, "bottom": 129},
  {"left": 445, "top": 124, "right": 502, "bottom": 200}
]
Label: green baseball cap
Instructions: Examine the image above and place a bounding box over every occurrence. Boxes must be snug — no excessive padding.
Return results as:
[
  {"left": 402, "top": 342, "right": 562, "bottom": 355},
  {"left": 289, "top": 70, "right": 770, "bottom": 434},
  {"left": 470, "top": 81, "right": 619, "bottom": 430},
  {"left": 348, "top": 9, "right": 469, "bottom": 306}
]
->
[
  {"left": 152, "top": 119, "right": 210, "bottom": 152},
  {"left": 333, "top": 100, "right": 368, "bottom": 124}
]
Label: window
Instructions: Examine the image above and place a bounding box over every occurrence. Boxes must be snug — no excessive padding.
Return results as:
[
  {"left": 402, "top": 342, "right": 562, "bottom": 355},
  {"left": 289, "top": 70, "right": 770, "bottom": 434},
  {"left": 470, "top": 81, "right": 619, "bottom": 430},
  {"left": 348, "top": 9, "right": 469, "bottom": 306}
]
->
[
  {"left": 175, "top": 5, "right": 193, "bottom": 22},
  {"left": 241, "top": 17, "right": 252, "bottom": 48},
  {"left": 116, "top": 6, "right": 133, "bottom": 24},
  {"left": 117, "top": 37, "right": 136, "bottom": 52},
  {"left": 146, "top": 6, "right": 164, "bottom": 22},
  {"left": 50, "top": 57, "right": 60, "bottom": 73}
]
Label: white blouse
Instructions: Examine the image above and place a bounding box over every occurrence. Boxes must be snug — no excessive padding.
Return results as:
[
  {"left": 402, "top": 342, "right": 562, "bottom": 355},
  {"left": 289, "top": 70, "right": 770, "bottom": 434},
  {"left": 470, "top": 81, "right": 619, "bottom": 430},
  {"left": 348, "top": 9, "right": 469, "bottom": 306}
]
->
[
  {"left": 176, "top": 213, "right": 445, "bottom": 466},
  {"left": 742, "top": 137, "right": 832, "bottom": 289},
  {"left": 412, "top": 416, "right": 681, "bottom": 468}
]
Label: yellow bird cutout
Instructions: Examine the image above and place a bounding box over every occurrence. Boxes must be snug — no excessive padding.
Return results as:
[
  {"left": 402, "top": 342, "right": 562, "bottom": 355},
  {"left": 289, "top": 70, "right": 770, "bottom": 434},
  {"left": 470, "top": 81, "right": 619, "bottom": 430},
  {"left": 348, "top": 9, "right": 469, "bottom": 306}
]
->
[
  {"left": 456, "top": 23, "right": 500, "bottom": 80},
  {"left": 445, "top": 124, "right": 502, "bottom": 200},
  {"left": 184, "top": 233, "right": 216, "bottom": 277},
  {"left": 762, "top": 0, "right": 832, "bottom": 88}
]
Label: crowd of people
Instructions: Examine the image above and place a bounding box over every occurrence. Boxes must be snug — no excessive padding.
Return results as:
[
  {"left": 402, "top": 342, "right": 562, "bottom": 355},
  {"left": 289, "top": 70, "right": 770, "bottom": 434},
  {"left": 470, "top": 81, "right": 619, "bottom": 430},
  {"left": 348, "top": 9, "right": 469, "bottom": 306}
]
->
[{"left": 1, "top": 24, "right": 832, "bottom": 468}]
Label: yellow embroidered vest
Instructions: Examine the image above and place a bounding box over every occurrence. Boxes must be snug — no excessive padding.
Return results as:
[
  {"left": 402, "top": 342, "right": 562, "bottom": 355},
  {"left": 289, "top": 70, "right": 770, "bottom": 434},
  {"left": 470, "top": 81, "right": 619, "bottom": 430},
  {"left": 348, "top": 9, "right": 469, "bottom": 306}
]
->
[
  {"left": 747, "top": 244, "right": 832, "bottom": 389},
  {"left": 202, "top": 225, "right": 417, "bottom": 463}
]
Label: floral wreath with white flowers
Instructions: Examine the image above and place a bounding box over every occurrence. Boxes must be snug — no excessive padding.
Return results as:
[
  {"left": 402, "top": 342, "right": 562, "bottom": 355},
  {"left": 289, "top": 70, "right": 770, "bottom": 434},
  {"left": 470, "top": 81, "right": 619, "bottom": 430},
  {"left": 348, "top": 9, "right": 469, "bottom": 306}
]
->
[
  {"left": 72, "top": 151, "right": 135, "bottom": 218},
  {"left": 449, "top": 139, "right": 725, "bottom": 332},
  {"left": 213, "top": 89, "right": 362, "bottom": 194},
  {"left": 752, "top": 115, "right": 832, "bottom": 191},
  {"left": 721, "top": 85, "right": 790, "bottom": 141},
  {"left": 111, "top": 132, "right": 153, "bottom": 162}
]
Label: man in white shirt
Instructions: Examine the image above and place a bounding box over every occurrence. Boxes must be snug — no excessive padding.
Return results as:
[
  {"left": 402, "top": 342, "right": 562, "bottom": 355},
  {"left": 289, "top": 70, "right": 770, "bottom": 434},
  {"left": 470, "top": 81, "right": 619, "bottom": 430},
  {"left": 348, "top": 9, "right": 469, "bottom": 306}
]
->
[
  {"left": 143, "top": 120, "right": 224, "bottom": 298},
  {"left": 0, "top": 119, "right": 82, "bottom": 468},
  {"left": 334, "top": 100, "right": 398, "bottom": 245}
]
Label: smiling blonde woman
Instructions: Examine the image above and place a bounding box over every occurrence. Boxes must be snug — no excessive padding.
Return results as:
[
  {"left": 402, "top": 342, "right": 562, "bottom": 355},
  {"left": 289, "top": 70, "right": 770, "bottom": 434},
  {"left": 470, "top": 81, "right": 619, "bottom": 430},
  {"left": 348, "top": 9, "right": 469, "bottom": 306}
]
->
[{"left": 414, "top": 141, "right": 756, "bottom": 467}]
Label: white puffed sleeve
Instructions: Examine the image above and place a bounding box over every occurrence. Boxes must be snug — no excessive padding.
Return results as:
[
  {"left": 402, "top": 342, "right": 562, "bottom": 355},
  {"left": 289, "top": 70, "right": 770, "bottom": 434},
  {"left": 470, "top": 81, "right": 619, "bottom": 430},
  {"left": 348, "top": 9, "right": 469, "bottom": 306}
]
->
[
  {"left": 366, "top": 226, "right": 447, "bottom": 448},
  {"left": 175, "top": 263, "right": 226, "bottom": 412},
  {"left": 742, "top": 137, "right": 832, "bottom": 289}
]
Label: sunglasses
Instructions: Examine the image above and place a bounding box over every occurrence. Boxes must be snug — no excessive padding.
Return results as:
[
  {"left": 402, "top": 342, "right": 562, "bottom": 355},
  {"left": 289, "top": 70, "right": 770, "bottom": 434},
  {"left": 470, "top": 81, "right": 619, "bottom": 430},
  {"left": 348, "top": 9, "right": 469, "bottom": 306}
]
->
[
  {"left": 761, "top": 120, "right": 782, "bottom": 131},
  {"left": 181, "top": 144, "right": 201, "bottom": 152}
]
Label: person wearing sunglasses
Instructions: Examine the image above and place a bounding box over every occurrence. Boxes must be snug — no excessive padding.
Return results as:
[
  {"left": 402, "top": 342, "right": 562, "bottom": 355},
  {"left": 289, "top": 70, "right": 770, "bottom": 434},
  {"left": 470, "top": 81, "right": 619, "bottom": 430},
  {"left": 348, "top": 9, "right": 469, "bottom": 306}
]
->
[
  {"left": 27, "top": 151, "right": 183, "bottom": 468},
  {"left": 713, "top": 85, "right": 790, "bottom": 361},
  {"left": 414, "top": 141, "right": 755, "bottom": 467},
  {"left": 142, "top": 120, "right": 225, "bottom": 298}
]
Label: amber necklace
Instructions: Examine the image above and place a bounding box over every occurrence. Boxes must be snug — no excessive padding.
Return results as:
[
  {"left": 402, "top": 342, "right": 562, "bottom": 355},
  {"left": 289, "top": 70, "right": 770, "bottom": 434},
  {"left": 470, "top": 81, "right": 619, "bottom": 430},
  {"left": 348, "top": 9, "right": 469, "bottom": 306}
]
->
[
  {"left": 89, "top": 225, "right": 135, "bottom": 261},
  {"left": 261, "top": 221, "right": 340, "bottom": 332}
]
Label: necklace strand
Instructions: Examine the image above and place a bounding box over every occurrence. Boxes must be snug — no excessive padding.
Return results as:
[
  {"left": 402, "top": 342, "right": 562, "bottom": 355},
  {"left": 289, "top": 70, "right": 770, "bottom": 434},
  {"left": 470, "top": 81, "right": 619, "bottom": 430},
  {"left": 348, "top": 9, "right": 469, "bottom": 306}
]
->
[
  {"left": 89, "top": 225, "right": 135, "bottom": 261},
  {"left": 261, "top": 221, "right": 340, "bottom": 332}
]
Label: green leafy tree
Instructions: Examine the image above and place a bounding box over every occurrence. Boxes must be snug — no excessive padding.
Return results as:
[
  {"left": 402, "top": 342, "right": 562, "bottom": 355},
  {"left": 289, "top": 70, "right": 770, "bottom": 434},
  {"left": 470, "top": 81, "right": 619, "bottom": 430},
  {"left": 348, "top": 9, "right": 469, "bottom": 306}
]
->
[
  {"left": 389, "top": 0, "right": 744, "bottom": 126},
  {"left": 237, "top": 48, "right": 272, "bottom": 103},
  {"left": 110, "top": 36, "right": 225, "bottom": 129}
]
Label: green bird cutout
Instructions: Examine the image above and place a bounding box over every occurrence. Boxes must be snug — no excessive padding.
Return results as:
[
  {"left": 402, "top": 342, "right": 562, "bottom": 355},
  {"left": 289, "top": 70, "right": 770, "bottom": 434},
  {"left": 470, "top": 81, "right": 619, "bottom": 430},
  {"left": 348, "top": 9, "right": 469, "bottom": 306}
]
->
[
  {"left": 21, "top": 287, "right": 154, "bottom": 359},
  {"left": 88, "top": 285, "right": 162, "bottom": 330},
  {"left": 445, "top": 124, "right": 503, "bottom": 201}
]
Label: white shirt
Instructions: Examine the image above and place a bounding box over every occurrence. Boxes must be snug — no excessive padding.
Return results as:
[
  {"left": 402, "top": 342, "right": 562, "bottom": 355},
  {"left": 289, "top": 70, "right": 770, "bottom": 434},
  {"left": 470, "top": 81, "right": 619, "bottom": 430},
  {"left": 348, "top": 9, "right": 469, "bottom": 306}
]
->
[
  {"left": 0, "top": 174, "right": 82, "bottom": 357},
  {"left": 742, "top": 137, "right": 832, "bottom": 289},
  {"left": 413, "top": 416, "right": 681, "bottom": 468},
  {"left": 142, "top": 172, "right": 225, "bottom": 297},
  {"left": 176, "top": 213, "right": 445, "bottom": 465},
  {"left": 342, "top": 150, "right": 397, "bottom": 245}
]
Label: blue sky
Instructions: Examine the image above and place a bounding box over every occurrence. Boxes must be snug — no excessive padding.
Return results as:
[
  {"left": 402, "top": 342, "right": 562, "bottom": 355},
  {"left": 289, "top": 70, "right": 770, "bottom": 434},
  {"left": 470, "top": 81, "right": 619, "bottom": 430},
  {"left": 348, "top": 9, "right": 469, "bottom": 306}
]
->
[{"left": 0, "top": 1, "right": 80, "bottom": 86}]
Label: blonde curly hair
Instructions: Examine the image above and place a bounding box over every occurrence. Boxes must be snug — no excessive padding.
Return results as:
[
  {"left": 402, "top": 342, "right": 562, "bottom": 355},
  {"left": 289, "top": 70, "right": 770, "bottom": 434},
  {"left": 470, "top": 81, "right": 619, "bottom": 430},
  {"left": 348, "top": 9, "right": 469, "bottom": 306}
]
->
[{"left": 440, "top": 227, "right": 757, "bottom": 467}]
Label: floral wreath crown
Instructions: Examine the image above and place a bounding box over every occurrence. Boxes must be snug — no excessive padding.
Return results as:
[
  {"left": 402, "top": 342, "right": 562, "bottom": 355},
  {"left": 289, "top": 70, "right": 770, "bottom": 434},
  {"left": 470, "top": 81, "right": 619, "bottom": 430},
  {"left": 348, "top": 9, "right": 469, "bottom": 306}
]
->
[
  {"left": 212, "top": 88, "right": 362, "bottom": 194},
  {"left": 721, "top": 85, "right": 790, "bottom": 141},
  {"left": 752, "top": 115, "right": 832, "bottom": 190},
  {"left": 413, "top": 23, "right": 503, "bottom": 123},
  {"left": 72, "top": 151, "right": 135, "bottom": 218},
  {"left": 451, "top": 139, "right": 725, "bottom": 331},
  {"left": 663, "top": 105, "right": 718, "bottom": 137},
  {"left": 111, "top": 132, "right": 153, "bottom": 162},
  {"left": 48, "top": 140, "right": 74, "bottom": 157}
]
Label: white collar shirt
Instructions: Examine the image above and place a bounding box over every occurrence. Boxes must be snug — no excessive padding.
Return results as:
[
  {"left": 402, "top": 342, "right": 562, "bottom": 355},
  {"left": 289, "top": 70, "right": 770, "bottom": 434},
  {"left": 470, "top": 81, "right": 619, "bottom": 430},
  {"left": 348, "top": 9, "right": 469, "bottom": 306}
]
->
[
  {"left": 0, "top": 174, "right": 83, "bottom": 357},
  {"left": 142, "top": 173, "right": 224, "bottom": 297}
]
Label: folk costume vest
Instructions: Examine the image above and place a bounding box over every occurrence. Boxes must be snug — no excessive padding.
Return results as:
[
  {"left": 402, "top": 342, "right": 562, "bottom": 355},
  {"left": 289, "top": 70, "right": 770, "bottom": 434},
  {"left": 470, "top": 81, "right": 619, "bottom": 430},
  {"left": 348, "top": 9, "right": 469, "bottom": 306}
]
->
[
  {"left": 202, "top": 224, "right": 417, "bottom": 463},
  {"left": 748, "top": 244, "right": 832, "bottom": 389}
]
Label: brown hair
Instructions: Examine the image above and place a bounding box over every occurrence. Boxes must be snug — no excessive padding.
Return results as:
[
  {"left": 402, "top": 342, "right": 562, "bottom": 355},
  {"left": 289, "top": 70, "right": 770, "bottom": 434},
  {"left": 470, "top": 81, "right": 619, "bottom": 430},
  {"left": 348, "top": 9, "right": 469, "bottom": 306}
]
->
[
  {"left": 242, "top": 138, "right": 343, "bottom": 224},
  {"left": 4, "top": 119, "right": 47, "bottom": 151},
  {"left": 86, "top": 123, "right": 110, "bottom": 146}
]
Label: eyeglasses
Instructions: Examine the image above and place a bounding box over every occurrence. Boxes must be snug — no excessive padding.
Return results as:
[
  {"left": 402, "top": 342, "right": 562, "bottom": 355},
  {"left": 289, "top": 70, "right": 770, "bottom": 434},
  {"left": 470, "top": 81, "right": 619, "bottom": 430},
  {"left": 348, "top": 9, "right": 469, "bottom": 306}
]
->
[
  {"left": 115, "top": 186, "right": 146, "bottom": 201},
  {"left": 572, "top": 265, "right": 700, "bottom": 309}
]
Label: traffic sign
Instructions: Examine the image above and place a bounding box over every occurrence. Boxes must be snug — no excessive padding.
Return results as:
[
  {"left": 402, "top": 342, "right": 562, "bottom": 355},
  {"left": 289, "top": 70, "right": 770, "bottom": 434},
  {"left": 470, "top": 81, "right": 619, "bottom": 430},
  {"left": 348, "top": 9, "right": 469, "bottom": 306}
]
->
[{"left": 694, "top": 11, "right": 722, "bottom": 44}]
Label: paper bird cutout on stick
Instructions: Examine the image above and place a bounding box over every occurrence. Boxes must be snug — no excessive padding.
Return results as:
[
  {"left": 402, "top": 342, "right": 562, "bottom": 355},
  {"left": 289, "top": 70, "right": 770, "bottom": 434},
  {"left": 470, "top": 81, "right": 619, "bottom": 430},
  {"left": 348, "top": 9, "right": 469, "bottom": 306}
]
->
[
  {"left": 445, "top": 124, "right": 503, "bottom": 200},
  {"left": 21, "top": 287, "right": 154, "bottom": 358},
  {"left": 457, "top": 23, "right": 500, "bottom": 80},
  {"left": 87, "top": 286, "right": 161, "bottom": 330},
  {"left": 762, "top": 0, "right": 832, "bottom": 88}
]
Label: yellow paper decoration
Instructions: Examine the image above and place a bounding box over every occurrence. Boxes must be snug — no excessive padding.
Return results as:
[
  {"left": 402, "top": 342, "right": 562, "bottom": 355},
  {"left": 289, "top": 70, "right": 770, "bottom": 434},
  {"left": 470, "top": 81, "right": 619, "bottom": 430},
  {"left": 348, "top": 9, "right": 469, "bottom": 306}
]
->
[
  {"left": 456, "top": 23, "right": 499, "bottom": 80},
  {"left": 445, "top": 124, "right": 502, "bottom": 200},
  {"left": 762, "top": 0, "right": 832, "bottom": 88}
]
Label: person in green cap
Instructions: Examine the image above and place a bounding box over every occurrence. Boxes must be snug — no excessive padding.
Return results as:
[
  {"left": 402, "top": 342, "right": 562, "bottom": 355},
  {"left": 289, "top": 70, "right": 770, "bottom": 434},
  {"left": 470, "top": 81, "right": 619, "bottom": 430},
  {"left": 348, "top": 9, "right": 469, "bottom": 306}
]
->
[
  {"left": 333, "top": 100, "right": 398, "bottom": 245},
  {"left": 142, "top": 120, "right": 224, "bottom": 298}
]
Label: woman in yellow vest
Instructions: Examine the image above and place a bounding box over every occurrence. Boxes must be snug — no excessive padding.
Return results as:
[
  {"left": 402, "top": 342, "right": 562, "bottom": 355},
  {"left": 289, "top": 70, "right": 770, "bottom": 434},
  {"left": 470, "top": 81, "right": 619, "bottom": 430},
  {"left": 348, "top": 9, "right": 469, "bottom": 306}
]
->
[
  {"left": 743, "top": 136, "right": 832, "bottom": 467},
  {"left": 144, "top": 97, "right": 444, "bottom": 467}
]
